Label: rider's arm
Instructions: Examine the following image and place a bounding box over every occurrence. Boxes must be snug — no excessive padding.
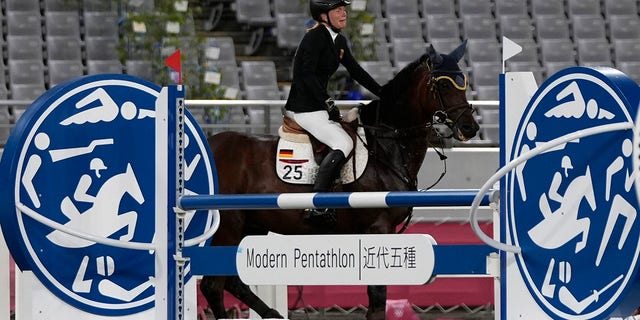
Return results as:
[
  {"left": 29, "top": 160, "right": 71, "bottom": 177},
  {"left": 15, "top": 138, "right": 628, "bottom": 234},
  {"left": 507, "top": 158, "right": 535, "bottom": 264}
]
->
[{"left": 339, "top": 37, "right": 381, "bottom": 96}]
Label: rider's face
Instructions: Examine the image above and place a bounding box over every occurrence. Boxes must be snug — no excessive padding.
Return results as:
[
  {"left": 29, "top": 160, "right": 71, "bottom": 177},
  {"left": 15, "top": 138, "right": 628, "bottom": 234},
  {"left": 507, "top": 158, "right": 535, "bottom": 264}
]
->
[{"left": 326, "top": 6, "right": 347, "bottom": 29}]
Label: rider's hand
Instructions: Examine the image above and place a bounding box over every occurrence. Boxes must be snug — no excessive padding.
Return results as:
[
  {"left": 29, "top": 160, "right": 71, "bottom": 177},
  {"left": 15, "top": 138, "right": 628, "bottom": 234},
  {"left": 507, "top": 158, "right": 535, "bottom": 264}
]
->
[
  {"left": 326, "top": 98, "right": 341, "bottom": 122},
  {"left": 328, "top": 106, "right": 342, "bottom": 122}
]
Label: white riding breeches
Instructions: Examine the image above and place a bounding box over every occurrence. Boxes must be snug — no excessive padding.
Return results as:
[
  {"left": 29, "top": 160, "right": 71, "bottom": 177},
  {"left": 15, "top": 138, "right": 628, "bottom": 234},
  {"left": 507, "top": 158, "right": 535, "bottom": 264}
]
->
[{"left": 285, "top": 110, "right": 353, "bottom": 157}]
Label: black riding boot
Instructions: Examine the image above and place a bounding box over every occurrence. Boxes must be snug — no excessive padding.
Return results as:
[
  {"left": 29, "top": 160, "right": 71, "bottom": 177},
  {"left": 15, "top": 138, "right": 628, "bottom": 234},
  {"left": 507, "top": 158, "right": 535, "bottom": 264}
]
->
[{"left": 305, "top": 150, "right": 346, "bottom": 227}]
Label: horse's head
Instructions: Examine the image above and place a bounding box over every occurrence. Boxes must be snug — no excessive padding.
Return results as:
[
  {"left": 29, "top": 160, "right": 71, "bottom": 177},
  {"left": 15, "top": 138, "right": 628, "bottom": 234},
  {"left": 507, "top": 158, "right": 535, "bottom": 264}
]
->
[
  {"left": 375, "top": 40, "right": 479, "bottom": 141},
  {"left": 420, "top": 40, "right": 478, "bottom": 141}
]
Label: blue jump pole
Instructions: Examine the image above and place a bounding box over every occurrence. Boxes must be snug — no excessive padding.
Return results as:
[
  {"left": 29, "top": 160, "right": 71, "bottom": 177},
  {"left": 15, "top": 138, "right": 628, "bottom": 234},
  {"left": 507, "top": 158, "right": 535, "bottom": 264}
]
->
[{"left": 179, "top": 189, "right": 496, "bottom": 211}]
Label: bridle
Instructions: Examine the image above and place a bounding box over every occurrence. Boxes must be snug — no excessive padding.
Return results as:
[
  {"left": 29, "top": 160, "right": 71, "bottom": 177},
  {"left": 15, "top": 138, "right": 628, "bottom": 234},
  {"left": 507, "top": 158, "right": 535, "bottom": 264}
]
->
[{"left": 424, "top": 62, "right": 477, "bottom": 139}]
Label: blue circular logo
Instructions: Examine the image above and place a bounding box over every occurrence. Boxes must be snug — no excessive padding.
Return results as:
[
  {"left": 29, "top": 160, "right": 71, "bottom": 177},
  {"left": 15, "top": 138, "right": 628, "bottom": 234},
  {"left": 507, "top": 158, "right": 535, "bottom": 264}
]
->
[
  {"left": 0, "top": 75, "right": 216, "bottom": 316},
  {"left": 508, "top": 67, "right": 640, "bottom": 319}
]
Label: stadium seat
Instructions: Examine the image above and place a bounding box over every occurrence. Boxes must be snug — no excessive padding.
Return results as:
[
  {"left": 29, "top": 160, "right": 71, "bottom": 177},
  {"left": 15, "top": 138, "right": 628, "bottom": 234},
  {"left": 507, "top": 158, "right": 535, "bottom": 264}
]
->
[
  {"left": 275, "top": 13, "right": 308, "bottom": 49},
  {"left": 391, "top": 38, "right": 427, "bottom": 70},
  {"left": 505, "top": 40, "right": 540, "bottom": 67},
  {"left": 540, "top": 38, "right": 575, "bottom": 64},
  {"left": 359, "top": 60, "right": 394, "bottom": 97},
  {"left": 124, "top": 0, "right": 154, "bottom": 13},
  {"left": 85, "top": 37, "right": 119, "bottom": 61},
  {"left": 567, "top": 0, "right": 601, "bottom": 17},
  {"left": 458, "top": 0, "right": 492, "bottom": 16},
  {"left": 470, "top": 61, "right": 501, "bottom": 87},
  {"left": 83, "top": 0, "right": 116, "bottom": 11},
  {"left": 467, "top": 39, "right": 501, "bottom": 63},
  {"left": 208, "top": 61, "right": 241, "bottom": 94},
  {"left": 495, "top": 0, "right": 527, "bottom": 16},
  {"left": 479, "top": 108, "right": 499, "bottom": 143},
  {"left": 356, "top": 38, "right": 390, "bottom": 62},
  {"left": 7, "top": 35, "right": 43, "bottom": 61},
  {"left": 204, "top": 37, "right": 237, "bottom": 62},
  {"left": 531, "top": 0, "right": 565, "bottom": 17},
  {"left": 617, "top": 62, "right": 640, "bottom": 83},
  {"left": 125, "top": 60, "right": 153, "bottom": 81},
  {"left": 273, "top": 0, "right": 307, "bottom": 15},
  {"left": 48, "top": 60, "right": 84, "bottom": 87},
  {"left": 507, "top": 61, "right": 544, "bottom": 84},
  {"left": 544, "top": 61, "right": 577, "bottom": 78},
  {"left": 364, "top": 0, "right": 383, "bottom": 18},
  {"left": 241, "top": 61, "right": 278, "bottom": 88},
  {"left": 430, "top": 39, "right": 462, "bottom": 55},
  {"left": 609, "top": 15, "right": 640, "bottom": 40},
  {"left": 613, "top": 39, "right": 640, "bottom": 64},
  {"left": 84, "top": 11, "right": 119, "bottom": 38},
  {"left": 576, "top": 38, "right": 613, "bottom": 67},
  {"left": 6, "top": 11, "right": 42, "bottom": 36},
  {"left": 0, "top": 107, "right": 11, "bottom": 145},
  {"left": 245, "top": 86, "right": 281, "bottom": 100},
  {"left": 499, "top": 15, "right": 533, "bottom": 42},
  {"left": 384, "top": 0, "right": 419, "bottom": 17},
  {"left": 10, "top": 84, "right": 45, "bottom": 121},
  {"left": 9, "top": 60, "right": 46, "bottom": 87},
  {"left": 462, "top": 15, "right": 497, "bottom": 40},
  {"left": 603, "top": 0, "right": 638, "bottom": 17},
  {"left": 475, "top": 85, "right": 499, "bottom": 100},
  {"left": 535, "top": 15, "right": 571, "bottom": 40},
  {"left": 6, "top": 0, "right": 40, "bottom": 12},
  {"left": 45, "top": 12, "right": 81, "bottom": 37},
  {"left": 425, "top": 15, "right": 460, "bottom": 41},
  {"left": 235, "top": 0, "right": 274, "bottom": 26},
  {"left": 421, "top": 0, "right": 455, "bottom": 16},
  {"left": 46, "top": 36, "right": 82, "bottom": 61},
  {"left": 388, "top": 14, "right": 423, "bottom": 40},
  {"left": 87, "top": 60, "right": 123, "bottom": 74},
  {"left": 44, "top": 0, "right": 81, "bottom": 11},
  {"left": 571, "top": 15, "right": 607, "bottom": 40}
]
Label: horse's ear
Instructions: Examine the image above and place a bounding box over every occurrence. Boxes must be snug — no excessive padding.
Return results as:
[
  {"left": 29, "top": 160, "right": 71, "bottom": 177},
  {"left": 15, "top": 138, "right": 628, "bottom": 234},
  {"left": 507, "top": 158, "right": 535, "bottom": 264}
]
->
[
  {"left": 427, "top": 44, "right": 443, "bottom": 65},
  {"left": 448, "top": 39, "right": 468, "bottom": 63}
]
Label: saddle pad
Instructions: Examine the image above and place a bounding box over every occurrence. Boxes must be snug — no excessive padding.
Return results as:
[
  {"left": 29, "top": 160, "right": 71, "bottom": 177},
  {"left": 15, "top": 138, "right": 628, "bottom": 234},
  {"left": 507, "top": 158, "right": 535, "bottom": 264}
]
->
[{"left": 275, "top": 128, "right": 368, "bottom": 185}]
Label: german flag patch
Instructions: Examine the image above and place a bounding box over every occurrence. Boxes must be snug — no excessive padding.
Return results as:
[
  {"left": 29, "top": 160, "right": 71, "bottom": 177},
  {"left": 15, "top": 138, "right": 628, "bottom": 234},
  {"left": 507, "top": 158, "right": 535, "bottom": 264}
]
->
[{"left": 278, "top": 149, "right": 293, "bottom": 158}]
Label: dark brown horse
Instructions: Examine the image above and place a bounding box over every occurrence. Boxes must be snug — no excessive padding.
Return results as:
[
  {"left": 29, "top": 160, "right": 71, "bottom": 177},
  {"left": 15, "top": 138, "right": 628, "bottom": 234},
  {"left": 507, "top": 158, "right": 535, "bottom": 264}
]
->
[{"left": 200, "top": 41, "right": 479, "bottom": 319}]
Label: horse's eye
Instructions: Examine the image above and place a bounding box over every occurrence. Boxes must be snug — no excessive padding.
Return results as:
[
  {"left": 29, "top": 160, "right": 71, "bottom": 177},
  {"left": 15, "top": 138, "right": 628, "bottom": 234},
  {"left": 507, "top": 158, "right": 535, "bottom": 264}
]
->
[{"left": 439, "top": 81, "right": 450, "bottom": 88}]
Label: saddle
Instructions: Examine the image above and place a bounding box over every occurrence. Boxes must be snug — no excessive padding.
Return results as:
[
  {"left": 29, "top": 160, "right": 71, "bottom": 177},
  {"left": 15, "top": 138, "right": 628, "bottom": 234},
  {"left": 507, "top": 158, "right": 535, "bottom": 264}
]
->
[
  {"left": 281, "top": 116, "right": 359, "bottom": 164},
  {"left": 275, "top": 114, "right": 368, "bottom": 185}
]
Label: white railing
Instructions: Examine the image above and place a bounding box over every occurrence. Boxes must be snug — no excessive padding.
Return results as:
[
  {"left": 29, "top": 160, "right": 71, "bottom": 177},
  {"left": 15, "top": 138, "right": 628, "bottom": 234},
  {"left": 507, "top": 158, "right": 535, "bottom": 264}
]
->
[{"left": 0, "top": 99, "right": 499, "bottom": 147}]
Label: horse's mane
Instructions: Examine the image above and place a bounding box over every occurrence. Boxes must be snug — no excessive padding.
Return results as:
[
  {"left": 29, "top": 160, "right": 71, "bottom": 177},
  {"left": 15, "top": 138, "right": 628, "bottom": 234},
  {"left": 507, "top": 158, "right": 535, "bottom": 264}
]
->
[
  {"left": 360, "top": 53, "right": 431, "bottom": 126},
  {"left": 377, "top": 54, "right": 430, "bottom": 103}
]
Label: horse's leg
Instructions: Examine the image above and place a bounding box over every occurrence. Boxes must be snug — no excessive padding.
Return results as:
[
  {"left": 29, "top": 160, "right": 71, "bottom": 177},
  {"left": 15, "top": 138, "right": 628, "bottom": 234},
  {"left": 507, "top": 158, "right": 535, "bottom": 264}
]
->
[
  {"left": 224, "top": 276, "right": 284, "bottom": 318},
  {"left": 366, "top": 285, "right": 387, "bottom": 320},
  {"left": 364, "top": 216, "right": 397, "bottom": 320},
  {"left": 200, "top": 276, "right": 228, "bottom": 319}
]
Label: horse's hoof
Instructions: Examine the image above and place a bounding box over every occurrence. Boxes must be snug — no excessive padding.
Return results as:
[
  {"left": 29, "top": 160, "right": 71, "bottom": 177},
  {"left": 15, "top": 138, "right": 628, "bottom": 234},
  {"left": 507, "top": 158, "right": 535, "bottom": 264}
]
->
[
  {"left": 366, "top": 310, "right": 386, "bottom": 320},
  {"left": 304, "top": 208, "right": 337, "bottom": 228},
  {"left": 263, "top": 308, "right": 284, "bottom": 318}
]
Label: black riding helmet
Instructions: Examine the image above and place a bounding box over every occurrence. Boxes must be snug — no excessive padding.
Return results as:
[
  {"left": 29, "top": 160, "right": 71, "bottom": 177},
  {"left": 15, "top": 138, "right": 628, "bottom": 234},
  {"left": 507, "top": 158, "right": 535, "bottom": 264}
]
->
[{"left": 310, "top": 0, "right": 351, "bottom": 22}]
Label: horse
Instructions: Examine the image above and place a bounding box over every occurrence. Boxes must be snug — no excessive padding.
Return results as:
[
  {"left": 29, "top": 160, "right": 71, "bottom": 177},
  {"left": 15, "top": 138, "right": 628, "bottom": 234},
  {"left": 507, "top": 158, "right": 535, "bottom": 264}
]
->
[{"left": 200, "top": 40, "right": 479, "bottom": 320}]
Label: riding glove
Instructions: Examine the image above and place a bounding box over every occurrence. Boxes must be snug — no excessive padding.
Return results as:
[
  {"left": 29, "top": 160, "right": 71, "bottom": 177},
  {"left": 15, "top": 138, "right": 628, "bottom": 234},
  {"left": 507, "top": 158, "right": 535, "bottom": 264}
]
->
[{"left": 326, "top": 98, "right": 341, "bottom": 122}]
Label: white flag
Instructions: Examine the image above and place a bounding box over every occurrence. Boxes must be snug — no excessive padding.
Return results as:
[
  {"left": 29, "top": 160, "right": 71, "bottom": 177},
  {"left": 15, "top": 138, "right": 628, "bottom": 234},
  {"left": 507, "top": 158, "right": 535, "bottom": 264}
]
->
[{"left": 502, "top": 36, "right": 523, "bottom": 62}]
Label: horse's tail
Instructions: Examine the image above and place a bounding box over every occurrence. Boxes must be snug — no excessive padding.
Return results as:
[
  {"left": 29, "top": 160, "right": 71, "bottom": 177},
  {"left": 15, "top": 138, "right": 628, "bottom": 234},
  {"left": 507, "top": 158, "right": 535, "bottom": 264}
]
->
[{"left": 396, "top": 208, "right": 413, "bottom": 234}]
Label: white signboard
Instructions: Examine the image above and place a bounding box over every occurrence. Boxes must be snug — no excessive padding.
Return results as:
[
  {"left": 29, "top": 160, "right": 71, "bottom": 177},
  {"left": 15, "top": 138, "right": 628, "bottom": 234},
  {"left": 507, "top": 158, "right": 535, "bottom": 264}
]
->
[{"left": 237, "top": 234, "right": 436, "bottom": 285}]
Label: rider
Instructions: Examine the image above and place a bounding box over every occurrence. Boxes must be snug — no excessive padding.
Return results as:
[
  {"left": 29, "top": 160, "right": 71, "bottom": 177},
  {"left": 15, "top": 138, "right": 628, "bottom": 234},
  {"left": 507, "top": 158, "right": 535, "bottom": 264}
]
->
[{"left": 284, "top": 0, "right": 382, "bottom": 226}]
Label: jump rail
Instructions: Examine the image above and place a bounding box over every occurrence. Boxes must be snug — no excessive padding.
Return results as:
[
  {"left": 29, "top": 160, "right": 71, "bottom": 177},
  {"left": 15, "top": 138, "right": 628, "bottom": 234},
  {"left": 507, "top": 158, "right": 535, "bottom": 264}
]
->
[{"left": 179, "top": 189, "right": 496, "bottom": 210}]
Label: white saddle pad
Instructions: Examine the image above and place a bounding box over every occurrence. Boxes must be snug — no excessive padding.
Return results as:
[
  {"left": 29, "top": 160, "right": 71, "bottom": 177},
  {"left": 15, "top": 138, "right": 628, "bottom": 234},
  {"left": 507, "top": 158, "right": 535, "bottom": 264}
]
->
[{"left": 275, "top": 127, "right": 368, "bottom": 184}]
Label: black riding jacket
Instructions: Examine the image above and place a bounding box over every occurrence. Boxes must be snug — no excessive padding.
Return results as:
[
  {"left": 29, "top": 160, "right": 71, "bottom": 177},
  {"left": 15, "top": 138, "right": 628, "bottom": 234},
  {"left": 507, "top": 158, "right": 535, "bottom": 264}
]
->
[{"left": 285, "top": 24, "right": 381, "bottom": 113}]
